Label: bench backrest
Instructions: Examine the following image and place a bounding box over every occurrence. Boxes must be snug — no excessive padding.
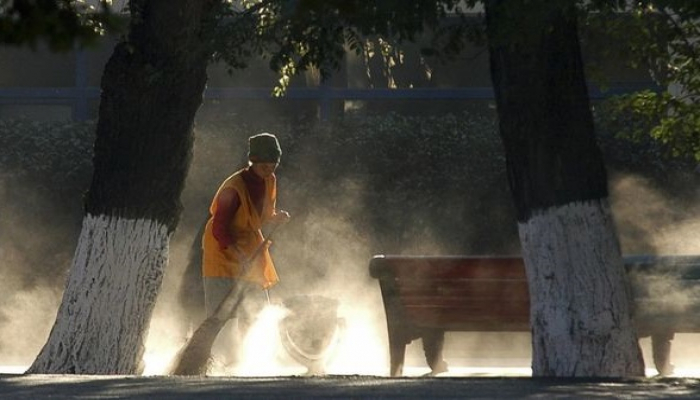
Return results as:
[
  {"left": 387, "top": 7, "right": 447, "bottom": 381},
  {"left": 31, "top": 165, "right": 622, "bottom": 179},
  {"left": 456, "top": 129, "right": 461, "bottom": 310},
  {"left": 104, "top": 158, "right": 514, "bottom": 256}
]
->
[
  {"left": 369, "top": 255, "right": 530, "bottom": 332},
  {"left": 370, "top": 254, "right": 700, "bottom": 334}
]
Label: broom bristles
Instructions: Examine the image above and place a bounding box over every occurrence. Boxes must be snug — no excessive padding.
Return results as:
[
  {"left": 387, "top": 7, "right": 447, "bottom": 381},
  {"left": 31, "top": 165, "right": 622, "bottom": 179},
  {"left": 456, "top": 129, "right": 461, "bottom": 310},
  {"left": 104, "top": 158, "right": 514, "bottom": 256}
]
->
[
  {"left": 169, "top": 317, "right": 227, "bottom": 375},
  {"left": 169, "top": 284, "right": 250, "bottom": 375}
]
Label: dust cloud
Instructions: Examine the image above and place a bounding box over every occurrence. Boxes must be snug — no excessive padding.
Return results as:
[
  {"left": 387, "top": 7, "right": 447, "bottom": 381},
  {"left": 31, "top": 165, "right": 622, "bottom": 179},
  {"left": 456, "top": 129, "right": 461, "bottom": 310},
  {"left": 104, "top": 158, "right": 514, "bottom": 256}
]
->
[
  {"left": 143, "top": 174, "right": 394, "bottom": 376},
  {"left": 0, "top": 280, "right": 61, "bottom": 367},
  {"left": 611, "top": 173, "right": 700, "bottom": 255},
  {"left": 0, "top": 174, "right": 77, "bottom": 368},
  {"left": 140, "top": 167, "right": 700, "bottom": 377},
  {"left": 1, "top": 123, "right": 699, "bottom": 376},
  {"left": 610, "top": 173, "right": 700, "bottom": 374},
  {"left": 138, "top": 121, "right": 468, "bottom": 376}
]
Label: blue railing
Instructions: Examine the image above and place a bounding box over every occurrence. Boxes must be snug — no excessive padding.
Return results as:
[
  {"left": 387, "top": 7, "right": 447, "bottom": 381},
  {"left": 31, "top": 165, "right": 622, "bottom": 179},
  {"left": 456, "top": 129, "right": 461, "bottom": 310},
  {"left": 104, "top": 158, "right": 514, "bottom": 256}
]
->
[
  {"left": 0, "top": 83, "right": 660, "bottom": 121},
  {"left": 0, "top": 46, "right": 661, "bottom": 121}
]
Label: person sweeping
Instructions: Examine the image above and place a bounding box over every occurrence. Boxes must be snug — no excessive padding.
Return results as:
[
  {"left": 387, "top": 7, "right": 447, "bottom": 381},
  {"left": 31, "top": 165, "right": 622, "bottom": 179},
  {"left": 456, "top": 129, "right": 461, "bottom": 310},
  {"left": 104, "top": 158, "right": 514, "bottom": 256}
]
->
[{"left": 194, "top": 132, "right": 290, "bottom": 372}]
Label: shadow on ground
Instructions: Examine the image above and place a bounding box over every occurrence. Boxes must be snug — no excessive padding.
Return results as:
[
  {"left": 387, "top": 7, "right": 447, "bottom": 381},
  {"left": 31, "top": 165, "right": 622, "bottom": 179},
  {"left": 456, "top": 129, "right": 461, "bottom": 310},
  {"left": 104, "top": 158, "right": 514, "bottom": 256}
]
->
[{"left": 1, "top": 374, "right": 700, "bottom": 399}]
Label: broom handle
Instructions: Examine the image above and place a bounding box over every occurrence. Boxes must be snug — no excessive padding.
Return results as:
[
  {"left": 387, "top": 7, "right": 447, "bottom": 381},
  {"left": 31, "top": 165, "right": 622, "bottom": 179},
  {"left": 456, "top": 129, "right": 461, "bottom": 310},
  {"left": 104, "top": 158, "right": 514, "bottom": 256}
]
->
[
  {"left": 211, "top": 223, "right": 282, "bottom": 321},
  {"left": 243, "top": 223, "right": 282, "bottom": 304},
  {"left": 241, "top": 223, "right": 281, "bottom": 271}
]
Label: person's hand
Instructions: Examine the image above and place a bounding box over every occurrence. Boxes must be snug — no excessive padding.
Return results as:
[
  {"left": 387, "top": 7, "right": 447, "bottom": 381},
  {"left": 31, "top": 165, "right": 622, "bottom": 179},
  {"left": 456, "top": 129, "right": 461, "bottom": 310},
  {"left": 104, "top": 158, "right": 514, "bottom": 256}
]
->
[{"left": 272, "top": 210, "right": 290, "bottom": 225}]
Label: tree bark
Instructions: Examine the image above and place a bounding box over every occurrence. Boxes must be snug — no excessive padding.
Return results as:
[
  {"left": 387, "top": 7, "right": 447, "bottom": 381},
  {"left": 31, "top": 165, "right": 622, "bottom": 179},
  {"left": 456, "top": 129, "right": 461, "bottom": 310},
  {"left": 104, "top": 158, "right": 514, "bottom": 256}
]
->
[
  {"left": 484, "top": 0, "right": 645, "bottom": 377},
  {"left": 27, "top": 216, "right": 169, "bottom": 374},
  {"left": 29, "top": 0, "right": 216, "bottom": 374}
]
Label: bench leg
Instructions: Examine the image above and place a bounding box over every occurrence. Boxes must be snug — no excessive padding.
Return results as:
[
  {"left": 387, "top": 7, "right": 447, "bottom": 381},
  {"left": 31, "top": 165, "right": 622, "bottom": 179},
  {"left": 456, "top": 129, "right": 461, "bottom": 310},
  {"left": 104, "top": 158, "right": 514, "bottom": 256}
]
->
[
  {"left": 651, "top": 331, "right": 675, "bottom": 376},
  {"left": 389, "top": 335, "right": 407, "bottom": 377},
  {"left": 422, "top": 329, "right": 448, "bottom": 375}
]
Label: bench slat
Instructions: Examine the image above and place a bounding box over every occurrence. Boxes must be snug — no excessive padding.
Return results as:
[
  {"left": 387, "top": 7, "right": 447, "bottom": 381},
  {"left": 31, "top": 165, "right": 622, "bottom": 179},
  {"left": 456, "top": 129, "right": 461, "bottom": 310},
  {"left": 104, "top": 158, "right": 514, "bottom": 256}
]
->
[
  {"left": 400, "top": 297, "right": 530, "bottom": 307},
  {"left": 370, "top": 256, "right": 528, "bottom": 281},
  {"left": 404, "top": 308, "right": 530, "bottom": 331},
  {"left": 397, "top": 281, "right": 529, "bottom": 298},
  {"left": 405, "top": 305, "right": 530, "bottom": 318}
]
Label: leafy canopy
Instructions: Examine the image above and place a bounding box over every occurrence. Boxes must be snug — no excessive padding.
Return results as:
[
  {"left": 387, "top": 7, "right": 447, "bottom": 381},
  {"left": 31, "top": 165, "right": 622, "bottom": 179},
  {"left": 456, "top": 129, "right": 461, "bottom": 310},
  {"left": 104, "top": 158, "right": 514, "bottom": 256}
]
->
[
  {"left": 2, "top": 0, "right": 695, "bottom": 160},
  {"left": 590, "top": 1, "right": 700, "bottom": 161},
  {"left": 0, "top": 0, "right": 124, "bottom": 51},
  {"left": 209, "top": 0, "right": 482, "bottom": 95},
  {"left": 208, "top": 0, "right": 698, "bottom": 161}
]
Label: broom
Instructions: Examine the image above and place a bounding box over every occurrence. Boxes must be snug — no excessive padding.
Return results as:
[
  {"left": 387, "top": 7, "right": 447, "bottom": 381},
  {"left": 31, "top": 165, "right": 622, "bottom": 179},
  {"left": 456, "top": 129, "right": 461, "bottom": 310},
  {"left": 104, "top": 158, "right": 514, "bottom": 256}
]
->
[{"left": 169, "top": 226, "right": 279, "bottom": 376}]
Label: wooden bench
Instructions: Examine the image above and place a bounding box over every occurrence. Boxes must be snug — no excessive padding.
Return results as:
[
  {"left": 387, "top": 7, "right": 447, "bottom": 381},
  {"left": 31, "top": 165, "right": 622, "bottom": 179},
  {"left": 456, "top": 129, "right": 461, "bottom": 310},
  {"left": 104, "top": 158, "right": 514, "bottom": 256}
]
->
[{"left": 369, "top": 254, "right": 700, "bottom": 377}]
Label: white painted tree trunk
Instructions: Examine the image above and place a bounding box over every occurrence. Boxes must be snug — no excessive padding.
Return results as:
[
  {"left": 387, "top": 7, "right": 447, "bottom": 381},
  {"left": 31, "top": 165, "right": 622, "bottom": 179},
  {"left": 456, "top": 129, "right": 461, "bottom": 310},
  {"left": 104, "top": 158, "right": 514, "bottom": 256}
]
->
[
  {"left": 520, "top": 199, "right": 645, "bottom": 377},
  {"left": 28, "top": 214, "right": 169, "bottom": 374}
]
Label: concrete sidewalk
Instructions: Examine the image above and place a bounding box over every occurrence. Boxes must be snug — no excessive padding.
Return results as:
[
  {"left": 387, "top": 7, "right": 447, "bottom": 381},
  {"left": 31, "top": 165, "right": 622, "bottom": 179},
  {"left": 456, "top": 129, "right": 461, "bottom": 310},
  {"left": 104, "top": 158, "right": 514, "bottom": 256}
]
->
[{"left": 2, "top": 373, "right": 700, "bottom": 399}]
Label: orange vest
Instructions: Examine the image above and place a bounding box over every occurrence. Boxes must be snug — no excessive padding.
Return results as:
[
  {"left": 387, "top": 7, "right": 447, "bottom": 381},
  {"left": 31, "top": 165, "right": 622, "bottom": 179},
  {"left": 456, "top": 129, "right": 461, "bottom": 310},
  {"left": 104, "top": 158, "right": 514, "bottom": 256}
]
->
[{"left": 201, "top": 168, "right": 279, "bottom": 289}]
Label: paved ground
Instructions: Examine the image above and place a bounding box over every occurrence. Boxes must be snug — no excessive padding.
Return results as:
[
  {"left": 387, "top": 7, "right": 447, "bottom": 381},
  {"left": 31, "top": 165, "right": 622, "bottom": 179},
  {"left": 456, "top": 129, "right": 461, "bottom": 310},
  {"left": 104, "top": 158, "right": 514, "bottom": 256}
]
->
[
  {"left": 4, "top": 331, "right": 699, "bottom": 398},
  {"left": 2, "top": 373, "right": 700, "bottom": 399}
]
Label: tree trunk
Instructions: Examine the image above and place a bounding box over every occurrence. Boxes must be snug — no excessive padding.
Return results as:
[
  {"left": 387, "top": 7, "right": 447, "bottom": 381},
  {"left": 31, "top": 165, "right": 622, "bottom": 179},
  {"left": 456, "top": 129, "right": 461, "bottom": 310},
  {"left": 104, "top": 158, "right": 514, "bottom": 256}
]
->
[
  {"left": 29, "top": 0, "right": 215, "bottom": 374},
  {"left": 484, "top": 0, "right": 645, "bottom": 377}
]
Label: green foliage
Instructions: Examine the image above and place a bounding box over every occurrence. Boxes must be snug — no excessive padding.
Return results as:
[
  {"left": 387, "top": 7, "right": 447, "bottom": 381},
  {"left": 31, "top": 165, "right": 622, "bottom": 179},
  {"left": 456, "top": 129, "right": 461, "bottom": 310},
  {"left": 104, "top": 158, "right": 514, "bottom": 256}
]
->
[
  {"left": 585, "top": 2, "right": 700, "bottom": 161},
  {"left": 207, "top": 1, "right": 699, "bottom": 158},
  {"left": 210, "top": 0, "right": 482, "bottom": 93},
  {"left": 0, "top": 0, "right": 125, "bottom": 51},
  {"left": 601, "top": 90, "right": 700, "bottom": 160},
  {"left": 594, "top": 102, "right": 697, "bottom": 181}
]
